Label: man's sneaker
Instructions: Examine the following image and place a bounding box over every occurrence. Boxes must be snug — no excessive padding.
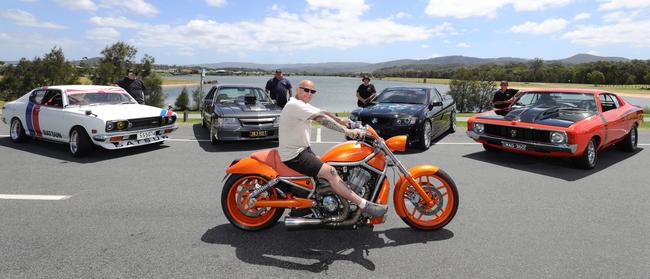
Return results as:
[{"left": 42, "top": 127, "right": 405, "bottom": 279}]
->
[{"left": 361, "top": 202, "right": 388, "bottom": 217}]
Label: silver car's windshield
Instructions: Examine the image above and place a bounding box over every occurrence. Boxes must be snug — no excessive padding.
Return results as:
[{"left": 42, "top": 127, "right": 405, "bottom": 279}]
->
[
  {"left": 377, "top": 89, "right": 428, "bottom": 104},
  {"left": 67, "top": 92, "right": 136, "bottom": 106},
  {"left": 215, "top": 87, "right": 270, "bottom": 103},
  {"left": 513, "top": 92, "right": 598, "bottom": 112}
]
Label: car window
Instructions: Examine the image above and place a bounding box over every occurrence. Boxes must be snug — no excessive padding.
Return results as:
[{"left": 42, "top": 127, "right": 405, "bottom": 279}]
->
[
  {"left": 514, "top": 92, "right": 597, "bottom": 112},
  {"left": 41, "top": 90, "right": 63, "bottom": 108},
  {"left": 29, "top": 89, "right": 47, "bottom": 105},
  {"left": 430, "top": 89, "right": 442, "bottom": 103},
  {"left": 67, "top": 92, "right": 135, "bottom": 106},
  {"left": 214, "top": 87, "right": 269, "bottom": 103},
  {"left": 376, "top": 89, "right": 428, "bottom": 104},
  {"left": 599, "top": 94, "right": 618, "bottom": 112},
  {"left": 205, "top": 87, "right": 216, "bottom": 100}
]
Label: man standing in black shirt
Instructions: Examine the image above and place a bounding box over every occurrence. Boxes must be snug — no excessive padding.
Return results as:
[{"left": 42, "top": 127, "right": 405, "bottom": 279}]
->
[
  {"left": 115, "top": 69, "right": 146, "bottom": 104},
  {"left": 265, "top": 69, "right": 292, "bottom": 108},
  {"left": 356, "top": 75, "right": 376, "bottom": 108},
  {"left": 492, "top": 81, "right": 522, "bottom": 109}
]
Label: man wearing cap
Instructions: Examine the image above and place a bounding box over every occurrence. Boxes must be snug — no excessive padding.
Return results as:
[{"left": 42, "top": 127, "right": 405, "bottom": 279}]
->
[
  {"left": 492, "top": 81, "right": 522, "bottom": 109},
  {"left": 356, "top": 75, "right": 377, "bottom": 108},
  {"left": 115, "top": 69, "right": 146, "bottom": 104},
  {"left": 265, "top": 69, "right": 292, "bottom": 108}
]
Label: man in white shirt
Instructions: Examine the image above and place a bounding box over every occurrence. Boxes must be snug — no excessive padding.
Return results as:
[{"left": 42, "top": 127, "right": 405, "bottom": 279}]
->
[{"left": 279, "top": 80, "right": 388, "bottom": 217}]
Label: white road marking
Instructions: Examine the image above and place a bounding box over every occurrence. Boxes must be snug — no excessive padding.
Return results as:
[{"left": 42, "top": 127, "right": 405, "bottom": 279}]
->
[
  {"left": 0, "top": 194, "right": 71, "bottom": 200},
  {"left": 316, "top": 128, "right": 322, "bottom": 143}
]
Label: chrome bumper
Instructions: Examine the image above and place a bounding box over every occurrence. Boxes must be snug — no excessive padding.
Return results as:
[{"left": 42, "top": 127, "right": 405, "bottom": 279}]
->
[
  {"left": 92, "top": 125, "right": 178, "bottom": 142},
  {"left": 467, "top": 131, "right": 578, "bottom": 153}
]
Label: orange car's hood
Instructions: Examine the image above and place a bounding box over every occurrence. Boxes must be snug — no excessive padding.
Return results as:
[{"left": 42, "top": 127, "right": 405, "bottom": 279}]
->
[{"left": 477, "top": 106, "right": 596, "bottom": 128}]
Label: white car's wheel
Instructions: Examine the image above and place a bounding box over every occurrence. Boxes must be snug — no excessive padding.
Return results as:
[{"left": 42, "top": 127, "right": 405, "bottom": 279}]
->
[
  {"left": 10, "top": 118, "right": 28, "bottom": 143},
  {"left": 70, "top": 127, "right": 93, "bottom": 157}
]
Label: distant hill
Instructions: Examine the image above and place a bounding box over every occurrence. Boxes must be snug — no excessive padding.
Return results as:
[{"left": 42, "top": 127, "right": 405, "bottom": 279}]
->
[{"left": 195, "top": 53, "right": 629, "bottom": 74}]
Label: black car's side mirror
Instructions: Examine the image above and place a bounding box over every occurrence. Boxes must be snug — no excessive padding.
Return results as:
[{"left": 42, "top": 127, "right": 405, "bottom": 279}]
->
[{"left": 429, "top": 101, "right": 442, "bottom": 109}]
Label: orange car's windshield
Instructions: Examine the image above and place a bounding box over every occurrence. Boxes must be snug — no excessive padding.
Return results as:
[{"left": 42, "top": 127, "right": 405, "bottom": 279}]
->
[{"left": 513, "top": 92, "right": 598, "bottom": 112}]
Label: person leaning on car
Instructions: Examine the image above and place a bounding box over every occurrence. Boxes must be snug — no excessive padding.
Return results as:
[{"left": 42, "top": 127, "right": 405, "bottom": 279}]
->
[
  {"left": 356, "top": 75, "right": 377, "bottom": 108},
  {"left": 115, "top": 69, "right": 146, "bottom": 104},
  {"left": 265, "top": 69, "right": 292, "bottom": 108},
  {"left": 492, "top": 81, "right": 522, "bottom": 109}
]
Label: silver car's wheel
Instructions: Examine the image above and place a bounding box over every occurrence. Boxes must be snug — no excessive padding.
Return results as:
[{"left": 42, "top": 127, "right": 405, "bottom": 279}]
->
[{"left": 69, "top": 129, "right": 79, "bottom": 154}]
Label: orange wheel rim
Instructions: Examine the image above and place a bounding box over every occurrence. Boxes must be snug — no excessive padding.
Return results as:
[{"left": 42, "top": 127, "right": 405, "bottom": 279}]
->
[
  {"left": 226, "top": 176, "right": 277, "bottom": 227},
  {"left": 400, "top": 174, "right": 455, "bottom": 228}
]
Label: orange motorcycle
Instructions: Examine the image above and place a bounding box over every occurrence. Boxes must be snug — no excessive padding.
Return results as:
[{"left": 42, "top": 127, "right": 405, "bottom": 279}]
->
[{"left": 221, "top": 124, "right": 459, "bottom": 231}]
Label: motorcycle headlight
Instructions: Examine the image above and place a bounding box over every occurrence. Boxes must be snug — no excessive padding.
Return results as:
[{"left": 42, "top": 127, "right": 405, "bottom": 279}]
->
[
  {"left": 217, "top": 117, "right": 239, "bottom": 126},
  {"left": 473, "top": 122, "right": 485, "bottom": 134},
  {"left": 550, "top": 131, "right": 567, "bottom": 144}
]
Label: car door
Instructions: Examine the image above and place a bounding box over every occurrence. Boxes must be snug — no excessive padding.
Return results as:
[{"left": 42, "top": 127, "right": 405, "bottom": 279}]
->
[
  {"left": 598, "top": 93, "right": 625, "bottom": 145},
  {"left": 202, "top": 87, "right": 216, "bottom": 125},
  {"left": 428, "top": 88, "right": 445, "bottom": 136},
  {"left": 37, "top": 89, "right": 65, "bottom": 141}
]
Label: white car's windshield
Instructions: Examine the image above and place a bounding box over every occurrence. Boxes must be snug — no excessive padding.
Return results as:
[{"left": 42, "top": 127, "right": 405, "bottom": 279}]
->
[
  {"left": 513, "top": 92, "right": 598, "bottom": 112},
  {"left": 215, "top": 87, "right": 269, "bottom": 103},
  {"left": 67, "top": 92, "right": 136, "bottom": 106},
  {"left": 377, "top": 89, "right": 428, "bottom": 104}
]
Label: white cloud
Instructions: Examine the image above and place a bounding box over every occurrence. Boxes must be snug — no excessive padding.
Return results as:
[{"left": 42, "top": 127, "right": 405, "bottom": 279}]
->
[
  {"left": 0, "top": 9, "right": 66, "bottom": 29},
  {"left": 602, "top": 11, "right": 639, "bottom": 22},
  {"left": 425, "top": 0, "right": 572, "bottom": 18},
  {"left": 598, "top": 0, "right": 650, "bottom": 11},
  {"left": 394, "top": 12, "right": 411, "bottom": 19},
  {"left": 421, "top": 44, "right": 430, "bottom": 48},
  {"left": 133, "top": 0, "right": 451, "bottom": 53},
  {"left": 54, "top": 0, "right": 97, "bottom": 11},
  {"left": 86, "top": 27, "right": 120, "bottom": 41},
  {"left": 573, "top": 12, "right": 591, "bottom": 21},
  {"left": 428, "top": 53, "right": 442, "bottom": 58},
  {"left": 510, "top": 18, "right": 569, "bottom": 34},
  {"left": 271, "top": 4, "right": 280, "bottom": 11},
  {"left": 457, "top": 42, "right": 471, "bottom": 48},
  {"left": 99, "top": 0, "right": 158, "bottom": 16},
  {"left": 563, "top": 19, "right": 650, "bottom": 47},
  {"left": 206, "top": 0, "right": 226, "bottom": 7},
  {"left": 586, "top": 50, "right": 599, "bottom": 55},
  {"left": 90, "top": 16, "right": 142, "bottom": 28}
]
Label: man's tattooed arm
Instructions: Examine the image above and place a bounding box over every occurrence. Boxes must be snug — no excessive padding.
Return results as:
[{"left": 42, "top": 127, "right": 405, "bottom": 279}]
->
[{"left": 311, "top": 112, "right": 348, "bottom": 134}]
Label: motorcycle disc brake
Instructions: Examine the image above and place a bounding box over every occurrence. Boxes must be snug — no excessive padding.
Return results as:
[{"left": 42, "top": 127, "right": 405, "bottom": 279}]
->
[
  {"left": 236, "top": 182, "right": 269, "bottom": 217},
  {"left": 406, "top": 185, "right": 444, "bottom": 216}
]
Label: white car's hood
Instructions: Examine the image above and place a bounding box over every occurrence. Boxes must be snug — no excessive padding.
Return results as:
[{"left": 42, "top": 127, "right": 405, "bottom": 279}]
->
[{"left": 69, "top": 104, "right": 173, "bottom": 120}]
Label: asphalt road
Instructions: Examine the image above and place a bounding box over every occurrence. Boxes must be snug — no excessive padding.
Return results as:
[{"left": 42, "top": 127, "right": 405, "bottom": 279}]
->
[{"left": 0, "top": 121, "right": 649, "bottom": 278}]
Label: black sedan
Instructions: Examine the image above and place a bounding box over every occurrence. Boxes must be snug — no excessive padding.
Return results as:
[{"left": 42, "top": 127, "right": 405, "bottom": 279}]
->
[
  {"left": 201, "top": 85, "right": 282, "bottom": 144},
  {"left": 349, "top": 86, "right": 456, "bottom": 149}
]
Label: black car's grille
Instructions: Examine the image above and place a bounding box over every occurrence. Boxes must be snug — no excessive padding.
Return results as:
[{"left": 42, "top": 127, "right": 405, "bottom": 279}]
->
[
  {"left": 128, "top": 117, "right": 162, "bottom": 130},
  {"left": 484, "top": 124, "right": 551, "bottom": 143},
  {"left": 360, "top": 116, "right": 394, "bottom": 126}
]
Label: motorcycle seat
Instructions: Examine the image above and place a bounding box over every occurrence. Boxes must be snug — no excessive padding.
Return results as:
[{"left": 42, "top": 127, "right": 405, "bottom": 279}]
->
[{"left": 251, "top": 149, "right": 304, "bottom": 177}]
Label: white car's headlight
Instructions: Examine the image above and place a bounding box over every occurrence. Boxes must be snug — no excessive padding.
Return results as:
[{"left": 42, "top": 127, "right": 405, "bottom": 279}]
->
[
  {"left": 550, "top": 131, "right": 567, "bottom": 144},
  {"left": 217, "top": 117, "right": 239, "bottom": 126},
  {"left": 473, "top": 122, "right": 485, "bottom": 134}
]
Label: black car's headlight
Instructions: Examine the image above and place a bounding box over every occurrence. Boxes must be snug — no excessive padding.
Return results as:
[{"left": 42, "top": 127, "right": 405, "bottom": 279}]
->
[
  {"left": 395, "top": 117, "right": 417, "bottom": 126},
  {"left": 106, "top": 120, "right": 130, "bottom": 132},
  {"left": 349, "top": 114, "right": 358, "bottom": 121},
  {"left": 550, "top": 131, "right": 567, "bottom": 144}
]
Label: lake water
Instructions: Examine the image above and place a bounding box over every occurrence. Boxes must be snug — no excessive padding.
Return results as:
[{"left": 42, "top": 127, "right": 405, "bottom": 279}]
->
[
  {"left": 162, "top": 75, "right": 448, "bottom": 112},
  {"left": 162, "top": 75, "right": 650, "bottom": 111}
]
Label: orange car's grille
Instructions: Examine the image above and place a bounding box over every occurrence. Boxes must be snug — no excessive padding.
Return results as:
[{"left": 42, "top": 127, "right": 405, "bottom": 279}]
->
[{"left": 484, "top": 124, "right": 551, "bottom": 143}]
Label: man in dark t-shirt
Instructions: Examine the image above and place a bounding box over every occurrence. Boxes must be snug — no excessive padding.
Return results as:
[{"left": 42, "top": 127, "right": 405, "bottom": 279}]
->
[
  {"left": 115, "top": 69, "right": 146, "bottom": 104},
  {"left": 356, "top": 75, "right": 377, "bottom": 108},
  {"left": 492, "top": 81, "right": 521, "bottom": 109},
  {"left": 265, "top": 69, "right": 292, "bottom": 108}
]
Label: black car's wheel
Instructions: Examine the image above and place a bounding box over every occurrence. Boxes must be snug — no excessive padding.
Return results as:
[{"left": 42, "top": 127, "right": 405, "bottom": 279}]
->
[
  {"left": 10, "top": 118, "right": 28, "bottom": 143},
  {"left": 417, "top": 120, "right": 433, "bottom": 150},
  {"left": 573, "top": 138, "right": 597, "bottom": 170},
  {"left": 69, "top": 126, "right": 93, "bottom": 157},
  {"left": 447, "top": 111, "right": 456, "bottom": 133},
  {"left": 482, "top": 143, "right": 500, "bottom": 152},
  {"left": 617, "top": 125, "right": 638, "bottom": 152}
]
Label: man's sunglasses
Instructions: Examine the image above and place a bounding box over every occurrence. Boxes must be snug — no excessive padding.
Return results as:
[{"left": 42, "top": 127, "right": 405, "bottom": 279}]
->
[{"left": 299, "top": 87, "right": 317, "bottom": 94}]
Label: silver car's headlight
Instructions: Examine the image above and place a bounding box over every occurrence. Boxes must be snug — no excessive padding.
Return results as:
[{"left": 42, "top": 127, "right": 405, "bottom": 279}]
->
[
  {"left": 550, "top": 131, "right": 567, "bottom": 144},
  {"left": 273, "top": 116, "right": 280, "bottom": 128},
  {"left": 473, "top": 122, "right": 485, "bottom": 134},
  {"left": 217, "top": 117, "right": 239, "bottom": 126}
]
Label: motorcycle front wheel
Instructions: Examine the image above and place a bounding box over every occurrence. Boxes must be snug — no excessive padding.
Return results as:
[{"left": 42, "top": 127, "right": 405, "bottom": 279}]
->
[
  {"left": 395, "top": 169, "right": 459, "bottom": 230},
  {"left": 221, "top": 174, "right": 285, "bottom": 231}
]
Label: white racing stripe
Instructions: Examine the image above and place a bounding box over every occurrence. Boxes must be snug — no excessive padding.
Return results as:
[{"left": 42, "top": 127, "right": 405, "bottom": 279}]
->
[{"left": 0, "top": 194, "right": 71, "bottom": 200}]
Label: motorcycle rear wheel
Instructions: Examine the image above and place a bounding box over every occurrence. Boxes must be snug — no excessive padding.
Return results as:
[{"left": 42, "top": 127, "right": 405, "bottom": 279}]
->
[
  {"left": 221, "top": 174, "right": 285, "bottom": 231},
  {"left": 396, "top": 169, "right": 459, "bottom": 230}
]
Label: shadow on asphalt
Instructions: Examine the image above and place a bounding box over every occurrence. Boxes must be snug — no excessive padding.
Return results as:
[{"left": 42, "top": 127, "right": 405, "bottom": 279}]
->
[
  {"left": 201, "top": 223, "right": 453, "bottom": 273},
  {"left": 463, "top": 147, "right": 644, "bottom": 181},
  {"left": 398, "top": 131, "right": 456, "bottom": 155},
  {"left": 191, "top": 123, "right": 278, "bottom": 152},
  {"left": 0, "top": 137, "right": 169, "bottom": 163}
]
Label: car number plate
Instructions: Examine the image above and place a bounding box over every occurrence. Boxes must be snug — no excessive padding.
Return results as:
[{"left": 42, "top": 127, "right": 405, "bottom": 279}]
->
[
  {"left": 137, "top": 131, "right": 157, "bottom": 140},
  {"left": 249, "top": 130, "right": 268, "bottom": 137},
  {"left": 502, "top": 141, "right": 527, "bottom": 150}
]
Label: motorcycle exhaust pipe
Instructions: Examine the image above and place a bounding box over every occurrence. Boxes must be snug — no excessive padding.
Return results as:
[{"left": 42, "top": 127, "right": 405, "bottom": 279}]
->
[{"left": 284, "top": 217, "right": 324, "bottom": 230}]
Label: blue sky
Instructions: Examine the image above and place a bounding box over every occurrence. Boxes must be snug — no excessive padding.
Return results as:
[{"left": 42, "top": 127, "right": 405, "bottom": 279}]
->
[{"left": 1, "top": 0, "right": 649, "bottom": 65}]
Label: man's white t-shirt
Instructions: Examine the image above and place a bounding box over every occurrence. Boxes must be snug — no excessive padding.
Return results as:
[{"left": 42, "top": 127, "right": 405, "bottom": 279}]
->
[{"left": 279, "top": 97, "right": 321, "bottom": 161}]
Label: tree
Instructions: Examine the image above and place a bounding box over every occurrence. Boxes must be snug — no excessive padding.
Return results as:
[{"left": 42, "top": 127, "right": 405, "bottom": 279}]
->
[
  {"left": 587, "top": 70, "right": 605, "bottom": 86},
  {"left": 192, "top": 86, "right": 203, "bottom": 110},
  {"left": 143, "top": 72, "right": 165, "bottom": 107},
  {"left": 645, "top": 72, "right": 650, "bottom": 84},
  {"left": 92, "top": 42, "right": 137, "bottom": 85},
  {"left": 174, "top": 87, "right": 190, "bottom": 111}
]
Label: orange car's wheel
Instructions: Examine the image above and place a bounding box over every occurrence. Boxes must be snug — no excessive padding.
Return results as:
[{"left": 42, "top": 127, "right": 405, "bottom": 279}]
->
[
  {"left": 396, "top": 169, "right": 459, "bottom": 231},
  {"left": 221, "top": 174, "right": 284, "bottom": 231}
]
